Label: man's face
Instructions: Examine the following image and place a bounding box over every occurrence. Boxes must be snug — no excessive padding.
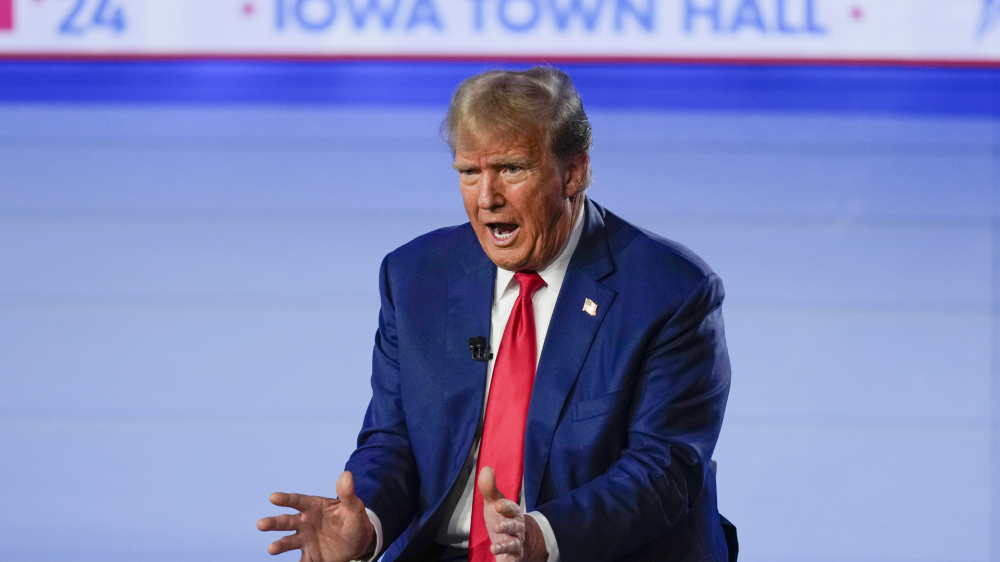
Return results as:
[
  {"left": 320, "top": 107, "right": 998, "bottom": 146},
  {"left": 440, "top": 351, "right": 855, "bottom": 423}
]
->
[{"left": 454, "top": 128, "right": 586, "bottom": 272}]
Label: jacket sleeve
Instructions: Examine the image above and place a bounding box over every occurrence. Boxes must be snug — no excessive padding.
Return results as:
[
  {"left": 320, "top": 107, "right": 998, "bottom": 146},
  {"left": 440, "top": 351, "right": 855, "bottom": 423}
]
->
[
  {"left": 344, "top": 254, "right": 420, "bottom": 548},
  {"left": 536, "top": 273, "right": 731, "bottom": 561}
]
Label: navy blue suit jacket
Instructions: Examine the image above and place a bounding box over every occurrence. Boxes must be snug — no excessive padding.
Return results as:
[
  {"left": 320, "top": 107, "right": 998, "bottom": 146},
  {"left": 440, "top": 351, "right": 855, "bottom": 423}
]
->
[{"left": 345, "top": 199, "right": 732, "bottom": 562}]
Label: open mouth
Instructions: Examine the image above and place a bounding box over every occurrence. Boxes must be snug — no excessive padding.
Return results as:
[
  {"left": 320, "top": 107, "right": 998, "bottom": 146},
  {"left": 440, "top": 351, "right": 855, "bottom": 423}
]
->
[{"left": 487, "top": 222, "right": 519, "bottom": 244}]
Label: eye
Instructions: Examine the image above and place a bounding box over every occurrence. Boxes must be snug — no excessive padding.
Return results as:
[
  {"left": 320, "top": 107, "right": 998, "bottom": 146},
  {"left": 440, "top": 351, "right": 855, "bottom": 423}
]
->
[{"left": 505, "top": 165, "right": 522, "bottom": 174}]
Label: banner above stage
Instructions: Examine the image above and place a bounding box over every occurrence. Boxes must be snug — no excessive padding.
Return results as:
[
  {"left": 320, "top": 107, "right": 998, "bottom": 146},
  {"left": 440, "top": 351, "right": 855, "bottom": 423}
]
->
[{"left": 0, "top": 0, "right": 998, "bottom": 63}]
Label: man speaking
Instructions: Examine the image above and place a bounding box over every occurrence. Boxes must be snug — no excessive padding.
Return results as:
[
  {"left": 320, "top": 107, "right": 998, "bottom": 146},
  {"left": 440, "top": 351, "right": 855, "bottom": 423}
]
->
[{"left": 257, "top": 67, "right": 735, "bottom": 562}]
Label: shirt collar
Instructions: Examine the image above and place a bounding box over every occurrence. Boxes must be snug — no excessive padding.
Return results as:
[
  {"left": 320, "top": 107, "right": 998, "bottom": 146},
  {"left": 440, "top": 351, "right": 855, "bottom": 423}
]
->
[{"left": 494, "top": 203, "right": 587, "bottom": 304}]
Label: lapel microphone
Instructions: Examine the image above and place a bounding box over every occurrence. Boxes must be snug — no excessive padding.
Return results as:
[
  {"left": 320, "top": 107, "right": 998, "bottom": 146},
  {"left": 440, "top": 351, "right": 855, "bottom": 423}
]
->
[{"left": 468, "top": 336, "right": 493, "bottom": 362}]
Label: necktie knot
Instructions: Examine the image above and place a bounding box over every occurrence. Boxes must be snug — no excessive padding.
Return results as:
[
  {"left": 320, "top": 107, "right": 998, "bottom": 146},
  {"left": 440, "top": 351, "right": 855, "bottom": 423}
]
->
[{"left": 514, "top": 271, "right": 546, "bottom": 299}]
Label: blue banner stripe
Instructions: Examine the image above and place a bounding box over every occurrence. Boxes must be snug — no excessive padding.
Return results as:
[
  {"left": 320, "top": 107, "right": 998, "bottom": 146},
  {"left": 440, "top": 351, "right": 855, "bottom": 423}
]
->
[{"left": 0, "top": 60, "right": 997, "bottom": 115}]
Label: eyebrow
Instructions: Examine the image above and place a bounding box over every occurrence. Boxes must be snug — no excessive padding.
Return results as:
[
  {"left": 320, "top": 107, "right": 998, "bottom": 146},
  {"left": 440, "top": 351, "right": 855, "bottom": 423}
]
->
[
  {"left": 451, "top": 152, "right": 533, "bottom": 171},
  {"left": 492, "top": 157, "right": 530, "bottom": 167}
]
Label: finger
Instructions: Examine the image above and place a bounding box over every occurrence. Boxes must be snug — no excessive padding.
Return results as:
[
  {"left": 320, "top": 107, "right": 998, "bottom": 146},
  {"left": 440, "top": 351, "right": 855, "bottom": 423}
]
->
[
  {"left": 257, "top": 513, "right": 299, "bottom": 532},
  {"left": 267, "top": 532, "right": 302, "bottom": 555},
  {"left": 491, "top": 538, "right": 521, "bottom": 555},
  {"left": 336, "top": 471, "right": 364, "bottom": 511},
  {"left": 477, "top": 466, "right": 504, "bottom": 503},
  {"left": 494, "top": 498, "right": 519, "bottom": 518},
  {"left": 269, "top": 492, "right": 306, "bottom": 510},
  {"left": 493, "top": 519, "right": 520, "bottom": 535}
]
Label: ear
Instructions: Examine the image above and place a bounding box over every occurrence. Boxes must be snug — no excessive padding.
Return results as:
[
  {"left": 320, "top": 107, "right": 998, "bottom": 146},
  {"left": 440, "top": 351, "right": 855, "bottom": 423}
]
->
[{"left": 562, "top": 152, "right": 589, "bottom": 198}]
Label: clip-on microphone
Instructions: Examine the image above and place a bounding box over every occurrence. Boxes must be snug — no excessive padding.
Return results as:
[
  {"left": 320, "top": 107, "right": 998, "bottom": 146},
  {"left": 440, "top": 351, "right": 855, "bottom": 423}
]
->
[{"left": 468, "top": 336, "right": 493, "bottom": 362}]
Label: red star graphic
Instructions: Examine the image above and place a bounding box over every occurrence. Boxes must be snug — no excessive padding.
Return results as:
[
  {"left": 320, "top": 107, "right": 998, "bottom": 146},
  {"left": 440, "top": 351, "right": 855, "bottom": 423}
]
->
[
  {"left": 851, "top": 5, "right": 864, "bottom": 20},
  {"left": 242, "top": 2, "right": 256, "bottom": 16}
]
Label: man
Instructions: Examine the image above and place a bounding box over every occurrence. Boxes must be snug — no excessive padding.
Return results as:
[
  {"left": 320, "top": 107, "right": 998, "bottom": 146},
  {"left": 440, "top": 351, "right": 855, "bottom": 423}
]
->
[{"left": 258, "top": 67, "right": 734, "bottom": 562}]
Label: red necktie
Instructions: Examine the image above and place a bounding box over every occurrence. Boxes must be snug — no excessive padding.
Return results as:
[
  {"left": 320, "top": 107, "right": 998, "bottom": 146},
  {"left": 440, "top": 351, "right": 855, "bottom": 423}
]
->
[{"left": 469, "top": 271, "right": 546, "bottom": 562}]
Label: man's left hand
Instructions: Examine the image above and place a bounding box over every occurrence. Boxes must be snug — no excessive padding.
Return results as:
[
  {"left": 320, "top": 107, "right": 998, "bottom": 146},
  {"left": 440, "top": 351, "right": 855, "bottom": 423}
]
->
[{"left": 477, "top": 467, "right": 548, "bottom": 562}]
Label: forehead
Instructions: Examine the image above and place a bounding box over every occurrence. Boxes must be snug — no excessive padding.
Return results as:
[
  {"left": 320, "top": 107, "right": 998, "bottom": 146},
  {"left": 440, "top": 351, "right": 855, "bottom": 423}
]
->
[{"left": 453, "top": 125, "right": 548, "bottom": 161}]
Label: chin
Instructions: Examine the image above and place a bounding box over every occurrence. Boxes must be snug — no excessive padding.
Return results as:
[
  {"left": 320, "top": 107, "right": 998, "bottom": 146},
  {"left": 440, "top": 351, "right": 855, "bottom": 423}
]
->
[{"left": 485, "top": 250, "right": 525, "bottom": 271}]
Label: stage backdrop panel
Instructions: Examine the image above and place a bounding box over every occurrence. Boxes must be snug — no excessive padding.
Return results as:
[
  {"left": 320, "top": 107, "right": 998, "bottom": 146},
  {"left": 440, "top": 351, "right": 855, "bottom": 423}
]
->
[{"left": 0, "top": 62, "right": 997, "bottom": 562}]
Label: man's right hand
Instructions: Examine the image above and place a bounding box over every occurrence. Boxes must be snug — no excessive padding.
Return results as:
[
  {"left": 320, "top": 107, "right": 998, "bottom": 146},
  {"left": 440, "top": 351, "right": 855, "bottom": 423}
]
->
[{"left": 257, "top": 471, "right": 376, "bottom": 562}]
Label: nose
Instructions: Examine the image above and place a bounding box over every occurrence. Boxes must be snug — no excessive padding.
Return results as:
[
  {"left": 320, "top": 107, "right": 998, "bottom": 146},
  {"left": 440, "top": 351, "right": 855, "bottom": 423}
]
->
[{"left": 477, "top": 171, "right": 504, "bottom": 210}]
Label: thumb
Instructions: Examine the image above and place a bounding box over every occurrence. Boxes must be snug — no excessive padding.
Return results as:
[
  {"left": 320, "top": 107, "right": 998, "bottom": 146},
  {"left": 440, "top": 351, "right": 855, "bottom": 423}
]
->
[
  {"left": 336, "top": 471, "right": 364, "bottom": 512},
  {"left": 477, "top": 466, "right": 504, "bottom": 504}
]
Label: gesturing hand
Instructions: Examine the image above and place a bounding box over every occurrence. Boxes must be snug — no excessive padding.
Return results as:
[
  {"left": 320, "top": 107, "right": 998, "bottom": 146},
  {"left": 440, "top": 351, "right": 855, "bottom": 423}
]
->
[
  {"left": 477, "top": 467, "right": 548, "bottom": 562},
  {"left": 257, "top": 471, "right": 375, "bottom": 562}
]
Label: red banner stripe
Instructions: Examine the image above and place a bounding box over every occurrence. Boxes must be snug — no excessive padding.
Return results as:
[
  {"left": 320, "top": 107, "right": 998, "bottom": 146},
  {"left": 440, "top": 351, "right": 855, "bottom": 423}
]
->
[{"left": 0, "top": 0, "right": 12, "bottom": 31}]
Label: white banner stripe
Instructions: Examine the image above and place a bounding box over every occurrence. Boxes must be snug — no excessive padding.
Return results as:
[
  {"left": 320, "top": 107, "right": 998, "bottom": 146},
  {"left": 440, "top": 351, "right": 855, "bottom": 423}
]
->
[{"left": 0, "top": 0, "right": 998, "bottom": 62}]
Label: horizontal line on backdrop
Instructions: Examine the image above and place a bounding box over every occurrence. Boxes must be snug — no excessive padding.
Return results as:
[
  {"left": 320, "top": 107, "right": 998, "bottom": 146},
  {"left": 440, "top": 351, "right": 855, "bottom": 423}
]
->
[
  {"left": 596, "top": 141, "right": 997, "bottom": 157},
  {"left": 724, "top": 413, "right": 995, "bottom": 433},
  {"left": 724, "top": 301, "right": 993, "bottom": 317},
  {"left": 0, "top": 297, "right": 991, "bottom": 316},
  {"left": 744, "top": 552, "right": 992, "bottom": 562},
  {"left": 0, "top": 138, "right": 991, "bottom": 156},
  {"left": 0, "top": 296, "right": 379, "bottom": 311},
  {"left": 628, "top": 215, "right": 995, "bottom": 230},
  {"left": 0, "top": 416, "right": 362, "bottom": 431},
  {"left": 0, "top": 211, "right": 992, "bottom": 230},
  {"left": 1, "top": 60, "right": 996, "bottom": 115},
  {"left": 0, "top": 210, "right": 465, "bottom": 226},
  {"left": 0, "top": 137, "right": 452, "bottom": 152},
  {"left": 0, "top": 549, "right": 265, "bottom": 562},
  {"left": 3, "top": 53, "right": 1000, "bottom": 69}
]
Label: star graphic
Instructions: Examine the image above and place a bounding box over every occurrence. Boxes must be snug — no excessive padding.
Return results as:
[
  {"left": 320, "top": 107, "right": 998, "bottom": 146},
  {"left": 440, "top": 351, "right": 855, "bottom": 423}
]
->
[
  {"left": 242, "top": 2, "right": 256, "bottom": 16},
  {"left": 850, "top": 5, "right": 864, "bottom": 21},
  {"left": 978, "top": 0, "right": 1000, "bottom": 38}
]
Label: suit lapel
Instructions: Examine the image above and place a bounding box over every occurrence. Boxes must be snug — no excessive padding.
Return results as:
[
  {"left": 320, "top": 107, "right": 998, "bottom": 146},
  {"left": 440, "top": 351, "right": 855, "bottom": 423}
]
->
[
  {"left": 440, "top": 236, "right": 495, "bottom": 493},
  {"left": 401, "top": 233, "right": 495, "bottom": 562},
  {"left": 523, "top": 200, "right": 617, "bottom": 510}
]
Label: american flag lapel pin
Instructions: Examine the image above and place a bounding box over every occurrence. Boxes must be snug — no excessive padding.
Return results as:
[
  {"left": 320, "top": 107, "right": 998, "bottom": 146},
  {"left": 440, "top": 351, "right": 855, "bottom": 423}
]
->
[{"left": 583, "top": 298, "right": 598, "bottom": 316}]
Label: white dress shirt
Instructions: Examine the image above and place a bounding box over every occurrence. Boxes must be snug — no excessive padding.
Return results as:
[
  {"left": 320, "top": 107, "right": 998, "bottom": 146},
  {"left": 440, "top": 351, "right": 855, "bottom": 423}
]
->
[{"left": 366, "top": 208, "right": 585, "bottom": 562}]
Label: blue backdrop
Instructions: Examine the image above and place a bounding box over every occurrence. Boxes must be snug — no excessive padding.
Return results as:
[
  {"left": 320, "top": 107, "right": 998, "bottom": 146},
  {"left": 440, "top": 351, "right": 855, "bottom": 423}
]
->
[{"left": 0, "top": 61, "right": 997, "bottom": 562}]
